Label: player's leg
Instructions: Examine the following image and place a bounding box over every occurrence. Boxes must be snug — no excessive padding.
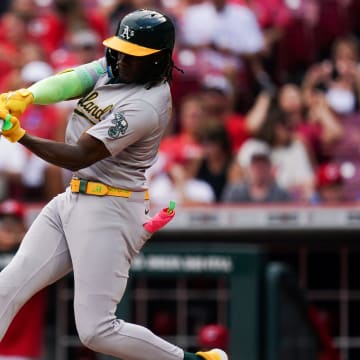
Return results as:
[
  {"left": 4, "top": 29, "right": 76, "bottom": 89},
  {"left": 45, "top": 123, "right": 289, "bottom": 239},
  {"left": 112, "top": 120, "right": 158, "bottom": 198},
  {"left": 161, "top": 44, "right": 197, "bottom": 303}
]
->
[
  {"left": 65, "top": 194, "right": 184, "bottom": 360},
  {"left": 0, "top": 194, "right": 72, "bottom": 340},
  {"left": 67, "top": 194, "right": 228, "bottom": 360}
]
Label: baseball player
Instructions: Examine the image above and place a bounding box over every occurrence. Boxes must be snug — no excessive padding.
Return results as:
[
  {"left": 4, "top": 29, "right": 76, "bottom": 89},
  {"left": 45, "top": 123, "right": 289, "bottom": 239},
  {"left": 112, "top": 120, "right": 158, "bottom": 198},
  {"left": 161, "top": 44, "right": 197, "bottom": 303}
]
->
[{"left": 0, "top": 9, "right": 228, "bottom": 360}]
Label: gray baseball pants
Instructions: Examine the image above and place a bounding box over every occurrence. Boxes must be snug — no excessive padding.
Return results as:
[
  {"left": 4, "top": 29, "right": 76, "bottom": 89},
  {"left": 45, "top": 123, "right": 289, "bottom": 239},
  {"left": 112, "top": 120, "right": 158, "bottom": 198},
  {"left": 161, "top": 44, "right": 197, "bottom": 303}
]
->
[{"left": 0, "top": 188, "right": 184, "bottom": 360}]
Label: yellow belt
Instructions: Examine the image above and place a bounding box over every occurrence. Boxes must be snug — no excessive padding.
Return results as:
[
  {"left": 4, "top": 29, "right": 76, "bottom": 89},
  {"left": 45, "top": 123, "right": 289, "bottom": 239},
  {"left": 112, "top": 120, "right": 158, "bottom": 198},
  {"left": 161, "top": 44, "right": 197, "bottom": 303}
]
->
[{"left": 70, "top": 178, "right": 149, "bottom": 200}]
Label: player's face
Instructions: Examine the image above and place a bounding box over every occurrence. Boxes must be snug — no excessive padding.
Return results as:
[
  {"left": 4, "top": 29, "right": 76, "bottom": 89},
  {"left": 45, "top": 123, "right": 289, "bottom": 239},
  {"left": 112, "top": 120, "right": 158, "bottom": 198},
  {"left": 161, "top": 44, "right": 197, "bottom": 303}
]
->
[{"left": 116, "top": 52, "right": 151, "bottom": 83}]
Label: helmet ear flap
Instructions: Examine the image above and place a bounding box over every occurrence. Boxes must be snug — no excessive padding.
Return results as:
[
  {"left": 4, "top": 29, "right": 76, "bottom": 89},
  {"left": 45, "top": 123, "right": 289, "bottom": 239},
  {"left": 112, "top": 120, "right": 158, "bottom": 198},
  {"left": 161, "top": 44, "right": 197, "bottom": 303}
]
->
[{"left": 105, "top": 48, "right": 119, "bottom": 78}]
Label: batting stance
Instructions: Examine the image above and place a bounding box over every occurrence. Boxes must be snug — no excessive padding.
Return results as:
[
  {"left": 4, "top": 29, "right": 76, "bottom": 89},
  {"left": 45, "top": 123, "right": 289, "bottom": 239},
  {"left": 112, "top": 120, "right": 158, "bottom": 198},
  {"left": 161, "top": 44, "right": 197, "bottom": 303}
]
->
[{"left": 0, "top": 9, "right": 228, "bottom": 360}]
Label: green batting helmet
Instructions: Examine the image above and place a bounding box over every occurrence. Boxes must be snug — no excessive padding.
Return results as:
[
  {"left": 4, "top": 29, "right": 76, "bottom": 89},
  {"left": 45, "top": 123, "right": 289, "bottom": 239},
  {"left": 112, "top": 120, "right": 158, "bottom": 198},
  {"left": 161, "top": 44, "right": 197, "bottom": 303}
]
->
[{"left": 103, "top": 9, "right": 175, "bottom": 57}]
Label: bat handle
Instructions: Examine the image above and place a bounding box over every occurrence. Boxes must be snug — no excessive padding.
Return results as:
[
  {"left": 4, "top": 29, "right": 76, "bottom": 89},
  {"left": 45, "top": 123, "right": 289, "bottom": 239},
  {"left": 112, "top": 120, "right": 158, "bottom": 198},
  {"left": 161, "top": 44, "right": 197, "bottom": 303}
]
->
[{"left": 0, "top": 114, "right": 12, "bottom": 131}]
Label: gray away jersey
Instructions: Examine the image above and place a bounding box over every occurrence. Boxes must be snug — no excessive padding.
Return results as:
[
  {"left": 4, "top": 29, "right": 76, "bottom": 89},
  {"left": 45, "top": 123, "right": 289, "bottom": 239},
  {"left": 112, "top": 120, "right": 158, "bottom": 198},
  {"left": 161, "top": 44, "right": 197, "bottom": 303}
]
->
[{"left": 65, "top": 58, "right": 172, "bottom": 191}]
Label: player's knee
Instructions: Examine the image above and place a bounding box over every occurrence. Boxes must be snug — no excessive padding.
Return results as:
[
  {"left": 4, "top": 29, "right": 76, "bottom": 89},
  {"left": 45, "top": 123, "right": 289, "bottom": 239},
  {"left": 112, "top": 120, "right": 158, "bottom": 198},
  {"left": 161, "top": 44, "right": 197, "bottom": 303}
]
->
[
  {"left": 77, "top": 326, "right": 98, "bottom": 350},
  {"left": 77, "top": 319, "right": 109, "bottom": 351},
  {"left": 77, "top": 318, "right": 126, "bottom": 352},
  {"left": 75, "top": 299, "right": 125, "bottom": 351}
]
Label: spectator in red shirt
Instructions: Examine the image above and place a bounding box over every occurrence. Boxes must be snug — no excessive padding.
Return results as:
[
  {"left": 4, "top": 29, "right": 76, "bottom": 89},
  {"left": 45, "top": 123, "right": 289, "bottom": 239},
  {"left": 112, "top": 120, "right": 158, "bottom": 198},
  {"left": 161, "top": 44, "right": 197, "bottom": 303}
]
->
[
  {"left": 0, "top": 12, "right": 29, "bottom": 91},
  {"left": 6, "top": 0, "right": 108, "bottom": 57},
  {"left": 159, "top": 94, "right": 205, "bottom": 174},
  {"left": 200, "top": 73, "right": 273, "bottom": 153},
  {"left": 53, "top": 0, "right": 109, "bottom": 44},
  {"left": 7, "top": 0, "right": 64, "bottom": 54}
]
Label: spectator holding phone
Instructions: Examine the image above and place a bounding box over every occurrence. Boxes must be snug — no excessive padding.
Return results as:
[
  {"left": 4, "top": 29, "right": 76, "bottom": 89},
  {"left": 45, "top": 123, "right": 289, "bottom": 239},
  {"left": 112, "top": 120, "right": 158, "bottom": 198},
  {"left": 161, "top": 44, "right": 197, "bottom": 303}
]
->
[{"left": 302, "top": 35, "right": 360, "bottom": 117}]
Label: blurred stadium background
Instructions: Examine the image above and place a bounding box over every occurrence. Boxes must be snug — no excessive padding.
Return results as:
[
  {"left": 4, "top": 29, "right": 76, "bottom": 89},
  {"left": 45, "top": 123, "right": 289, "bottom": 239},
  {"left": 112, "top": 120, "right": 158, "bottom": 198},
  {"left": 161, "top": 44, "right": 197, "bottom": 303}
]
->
[{"left": 1, "top": 0, "right": 360, "bottom": 359}]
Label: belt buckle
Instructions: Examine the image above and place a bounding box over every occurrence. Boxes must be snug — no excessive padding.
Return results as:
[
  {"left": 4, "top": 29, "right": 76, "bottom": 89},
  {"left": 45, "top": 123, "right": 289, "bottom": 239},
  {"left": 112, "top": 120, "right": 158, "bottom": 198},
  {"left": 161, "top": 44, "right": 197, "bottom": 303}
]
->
[{"left": 70, "top": 178, "right": 79, "bottom": 192}]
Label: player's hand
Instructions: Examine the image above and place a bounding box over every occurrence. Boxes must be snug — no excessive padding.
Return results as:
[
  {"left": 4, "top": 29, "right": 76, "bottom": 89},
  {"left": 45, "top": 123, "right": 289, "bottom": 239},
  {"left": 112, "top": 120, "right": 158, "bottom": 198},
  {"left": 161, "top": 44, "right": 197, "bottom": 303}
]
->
[
  {"left": 0, "top": 110, "right": 26, "bottom": 142},
  {"left": 0, "top": 97, "right": 9, "bottom": 117},
  {"left": 0, "top": 88, "right": 34, "bottom": 117}
]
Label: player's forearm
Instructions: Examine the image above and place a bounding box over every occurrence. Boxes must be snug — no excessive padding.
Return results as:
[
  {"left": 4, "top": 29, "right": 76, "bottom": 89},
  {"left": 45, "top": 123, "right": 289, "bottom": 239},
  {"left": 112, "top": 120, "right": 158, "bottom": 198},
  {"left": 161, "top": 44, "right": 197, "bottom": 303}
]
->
[
  {"left": 245, "top": 91, "right": 271, "bottom": 134},
  {"left": 19, "top": 134, "right": 90, "bottom": 171},
  {"left": 28, "top": 61, "right": 105, "bottom": 105},
  {"left": 28, "top": 71, "right": 91, "bottom": 105}
]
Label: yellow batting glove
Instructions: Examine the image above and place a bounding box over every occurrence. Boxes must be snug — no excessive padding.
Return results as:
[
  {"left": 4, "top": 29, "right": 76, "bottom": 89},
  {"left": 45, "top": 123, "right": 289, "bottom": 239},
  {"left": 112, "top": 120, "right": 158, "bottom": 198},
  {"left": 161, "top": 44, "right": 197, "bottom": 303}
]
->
[
  {"left": 3, "top": 88, "right": 34, "bottom": 117},
  {"left": 0, "top": 96, "right": 9, "bottom": 115},
  {"left": 0, "top": 112, "right": 26, "bottom": 143}
]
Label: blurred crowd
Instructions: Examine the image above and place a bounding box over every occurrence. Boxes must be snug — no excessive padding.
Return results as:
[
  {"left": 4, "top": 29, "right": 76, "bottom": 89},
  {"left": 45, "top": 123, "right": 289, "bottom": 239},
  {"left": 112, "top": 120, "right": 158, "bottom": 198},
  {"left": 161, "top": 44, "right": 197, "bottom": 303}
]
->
[
  {"left": 0, "top": 199, "right": 47, "bottom": 360},
  {"left": 1, "top": 0, "right": 360, "bottom": 206}
]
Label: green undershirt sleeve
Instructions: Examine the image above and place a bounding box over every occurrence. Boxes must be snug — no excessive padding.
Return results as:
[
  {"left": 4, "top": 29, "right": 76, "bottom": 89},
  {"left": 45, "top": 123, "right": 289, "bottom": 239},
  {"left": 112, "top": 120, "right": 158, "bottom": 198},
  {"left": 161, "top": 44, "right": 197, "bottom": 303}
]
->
[{"left": 28, "top": 60, "right": 106, "bottom": 105}]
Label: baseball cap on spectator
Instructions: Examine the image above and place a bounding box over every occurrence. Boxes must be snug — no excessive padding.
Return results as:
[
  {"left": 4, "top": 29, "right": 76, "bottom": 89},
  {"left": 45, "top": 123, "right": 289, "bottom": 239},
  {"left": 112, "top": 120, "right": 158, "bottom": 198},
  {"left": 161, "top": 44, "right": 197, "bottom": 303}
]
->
[
  {"left": 237, "top": 139, "right": 271, "bottom": 168},
  {"left": 170, "top": 143, "right": 203, "bottom": 166},
  {"left": 160, "top": 142, "right": 203, "bottom": 174},
  {"left": 0, "top": 199, "right": 25, "bottom": 220},
  {"left": 316, "top": 163, "right": 344, "bottom": 188},
  {"left": 201, "top": 73, "right": 234, "bottom": 97},
  {"left": 21, "top": 61, "right": 54, "bottom": 83}
]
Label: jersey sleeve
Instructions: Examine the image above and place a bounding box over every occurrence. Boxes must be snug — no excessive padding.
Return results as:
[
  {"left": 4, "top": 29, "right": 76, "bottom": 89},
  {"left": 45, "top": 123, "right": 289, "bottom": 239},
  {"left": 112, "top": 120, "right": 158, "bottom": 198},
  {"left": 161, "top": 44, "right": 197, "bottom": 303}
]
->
[
  {"left": 86, "top": 99, "right": 160, "bottom": 156},
  {"left": 29, "top": 58, "right": 106, "bottom": 105}
]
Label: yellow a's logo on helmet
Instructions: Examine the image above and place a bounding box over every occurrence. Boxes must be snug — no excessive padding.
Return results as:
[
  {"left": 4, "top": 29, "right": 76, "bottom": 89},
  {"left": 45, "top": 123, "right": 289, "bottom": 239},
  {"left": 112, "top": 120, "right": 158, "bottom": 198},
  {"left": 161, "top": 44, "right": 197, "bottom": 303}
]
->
[{"left": 120, "top": 25, "right": 135, "bottom": 40}]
